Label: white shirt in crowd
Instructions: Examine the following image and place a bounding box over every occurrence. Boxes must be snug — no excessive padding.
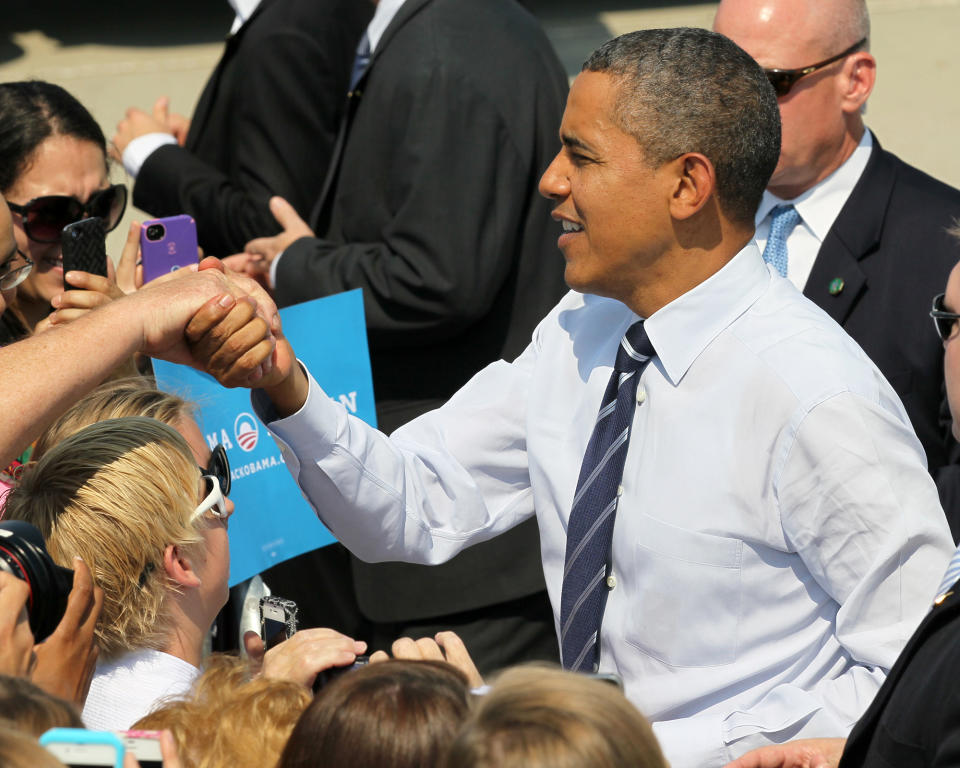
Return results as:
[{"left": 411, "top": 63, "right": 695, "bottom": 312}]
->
[
  {"left": 755, "top": 130, "right": 873, "bottom": 290},
  {"left": 82, "top": 649, "right": 199, "bottom": 730},
  {"left": 251, "top": 242, "right": 953, "bottom": 768}
]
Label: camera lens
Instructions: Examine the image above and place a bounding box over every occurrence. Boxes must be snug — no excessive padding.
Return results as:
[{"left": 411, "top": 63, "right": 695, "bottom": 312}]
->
[
  {"left": 145, "top": 224, "right": 166, "bottom": 242},
  {"left": 0, "top": 521, "right": 74, "bottom": 642}
]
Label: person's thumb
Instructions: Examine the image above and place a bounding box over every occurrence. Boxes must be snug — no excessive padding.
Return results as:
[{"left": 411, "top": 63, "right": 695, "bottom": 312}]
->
[
  {"left": 243, "top": 630, "right": 265, "bottom": 663},
  {"left": 153, "top": 95, "right": 170, "bottom": 126},
  {"left": 269, "top": 196, "right": 308, "bottom": 232}
]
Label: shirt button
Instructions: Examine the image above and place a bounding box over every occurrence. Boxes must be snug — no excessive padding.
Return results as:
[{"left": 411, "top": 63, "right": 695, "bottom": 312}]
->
[
  {"left": 636, "top": 387, "right": 647, "bottom": 405},
  {"left": 606, "top": 574, "right": 617, "bottom": 589},
  {"left": 616, "top": 485, "right": 624, "bottom": 497}
]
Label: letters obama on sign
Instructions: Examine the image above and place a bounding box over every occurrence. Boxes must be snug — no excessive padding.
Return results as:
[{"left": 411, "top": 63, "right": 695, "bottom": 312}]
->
[{"left": 154, "top": 289, "right": 376, "bottom": 585}]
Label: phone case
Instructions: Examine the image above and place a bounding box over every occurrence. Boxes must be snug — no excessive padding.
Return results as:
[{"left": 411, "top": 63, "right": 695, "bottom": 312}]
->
[
  {"left": 260, "top": 595, "right": 299, "bottom": 650},
  {"left": 61, "top": 217, "right": 108, "bottom": 280},
  {"left": 40, "top": 728, "right": 125, "bottom": 768},
  {"left": 141, "top": 215, "right": 199, "bottom": 284}
]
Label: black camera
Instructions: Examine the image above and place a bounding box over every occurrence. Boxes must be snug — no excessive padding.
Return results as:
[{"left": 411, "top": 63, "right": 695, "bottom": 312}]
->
[
  {"left": 145, "top": 224, "right": 166, "bottom": 242},
  {"left": 0, "top": 521, "right": 74, "bottom": 642}
]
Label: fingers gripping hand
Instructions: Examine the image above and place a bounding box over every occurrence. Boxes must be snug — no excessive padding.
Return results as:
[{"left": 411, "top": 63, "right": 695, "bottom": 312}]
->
[
  {"left": 260, "top": 628, "right": 367, "bottom": 688},
  {"left": 31, "top": 557, "right": 104, "bottom": 706},
  {"left": 185, "top": 295, "right": 276, "bottom": 387}
]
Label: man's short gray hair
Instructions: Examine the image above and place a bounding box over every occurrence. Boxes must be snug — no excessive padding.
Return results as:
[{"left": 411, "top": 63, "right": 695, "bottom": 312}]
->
[{"left": 584, "top": 28, "right": 781, "bottom": 225}]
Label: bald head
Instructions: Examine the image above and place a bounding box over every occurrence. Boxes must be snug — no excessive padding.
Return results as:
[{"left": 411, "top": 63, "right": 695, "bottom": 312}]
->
[
  {"left": 714, "top": 0, "right": 869, "bottom": 65},
  {"left": 714, "top": 0, "right": 875, "bottom": 199}
]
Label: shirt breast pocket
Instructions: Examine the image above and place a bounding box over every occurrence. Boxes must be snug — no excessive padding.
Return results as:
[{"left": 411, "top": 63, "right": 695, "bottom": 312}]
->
[{"left": 624, "top": 515, "right": 743, "bottom": 668}]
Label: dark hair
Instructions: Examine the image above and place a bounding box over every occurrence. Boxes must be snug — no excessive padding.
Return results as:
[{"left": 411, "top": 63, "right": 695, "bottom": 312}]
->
[
  {"left": 278, "top": 660, "right": 471, "bottom": 768},
  {"left": 0, "top": 674, "right": 83, "bottom": 736},
  {"left": 583, "top": 28, "right": 780, "bottom": 224},
  {"left": 0, "top": 81, "right": 107, "bottom": 194}
]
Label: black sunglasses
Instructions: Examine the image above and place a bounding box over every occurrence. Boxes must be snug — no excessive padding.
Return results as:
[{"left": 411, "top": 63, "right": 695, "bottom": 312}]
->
[
  {"left": 202, "top": 443, "right": 232, "bottom": 498},
  {"left": 931, "top": 293, "right": 960, "bottom": 341},
  {"left": 7, "top": 184, "right": 128, "bottom": 244},
  {"left": 764, "top": 38, "right": 868, "bottom": 97}
]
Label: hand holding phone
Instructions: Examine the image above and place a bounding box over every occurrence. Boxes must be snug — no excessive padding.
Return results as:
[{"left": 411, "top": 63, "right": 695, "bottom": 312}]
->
[
  {"left": 259, "top": 595, "right": 298, "bottom": 651},
  {"left": 61, "top": 218, "right": 108, "bottom": 287}
]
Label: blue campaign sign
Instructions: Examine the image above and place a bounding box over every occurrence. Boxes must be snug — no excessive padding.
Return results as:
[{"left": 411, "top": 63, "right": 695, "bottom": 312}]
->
[{"left": 153, "top": 289, "right": 376, "bottom": 586}]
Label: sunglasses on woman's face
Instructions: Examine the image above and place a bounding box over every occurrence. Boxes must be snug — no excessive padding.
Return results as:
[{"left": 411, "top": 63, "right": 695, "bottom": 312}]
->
[
  {"left": 201, "top": 443, "right": 232, "bottom": 498},
  {"left": 6, "top": 184, "right": 128, "bottom": 244}
]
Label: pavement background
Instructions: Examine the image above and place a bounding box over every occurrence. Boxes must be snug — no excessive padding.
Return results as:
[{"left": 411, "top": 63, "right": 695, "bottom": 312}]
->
[{"left": 1, "top": 0, "right": 958, "bottom": 256}]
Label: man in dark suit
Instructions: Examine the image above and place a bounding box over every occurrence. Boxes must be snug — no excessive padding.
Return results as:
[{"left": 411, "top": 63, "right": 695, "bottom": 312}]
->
[
  {"left": 111, "top": 0, "right": 370, "bottom": 256},
  {"left": 715, "top": 0, "right": 960, "bottom": 538},
  {"left": 231, "top": 0, "right": 570, "bottom": 670}
]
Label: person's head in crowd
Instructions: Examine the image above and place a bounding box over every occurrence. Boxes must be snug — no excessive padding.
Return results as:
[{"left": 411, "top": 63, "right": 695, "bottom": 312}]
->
[
  {"left": 0, "top": 675, "right": 82, "bottom": 737},
  {"left": 0, "top": 194, "right": 31, "bottom": 316},
  {"left": 0, "top": 81, "right": 127, "bottom": 333},
  {"left": 938, "top": 253, "right": 960, "bottom": 440},
  {"left": 713, "top": 0, "right": 875, "bottom": 200},
  {"left": 538, "top": 27, "right": 780, "bottom": 313},
  {"left": 278, "top": 659, "right": 471, "bottom": 768},
  {"left": 442, "top": 665, "right": 668, "bottom": 768},
  {"left": 0, "top": 726, "right": 69, "bottom": 768},
  {"left": 32, "top": 376, "right": 195, "bottom": 462},
  {"left": 133, "top": 654, "right": 311, "bottom": 768},
  {"left": 5, "top": 416, "right": 231, "bottom": 664}
]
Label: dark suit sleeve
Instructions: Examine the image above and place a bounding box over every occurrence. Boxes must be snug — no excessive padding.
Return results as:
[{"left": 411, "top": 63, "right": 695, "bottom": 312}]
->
[
  {"left": 274, "top": 69, "right": 535, "bottom": 343},
  {"left": 134, "top": 28, "right": 346, "bottom": 257}
]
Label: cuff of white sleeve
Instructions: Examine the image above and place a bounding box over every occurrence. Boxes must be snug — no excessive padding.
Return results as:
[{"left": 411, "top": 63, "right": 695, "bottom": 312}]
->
[
  {"left": 269, "top": 250, "right": 284, "bottom": 291},
  {"left": 123, "top": 133, "right": 178, "bottom": 178}
]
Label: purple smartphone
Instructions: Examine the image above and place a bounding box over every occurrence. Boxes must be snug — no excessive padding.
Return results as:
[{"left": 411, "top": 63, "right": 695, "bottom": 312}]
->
[{"left": 140, "top": 215, "right": 199, "bottom": 284}]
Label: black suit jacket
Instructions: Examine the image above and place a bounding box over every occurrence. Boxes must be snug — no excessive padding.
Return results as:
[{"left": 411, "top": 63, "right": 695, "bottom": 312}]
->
[
  {"left": 803, "top": 140, "right": 960, "bottom": 537},
  {"left": 839, "top": 581, "right": 960, "bottom": 767},
  {"left": 275, "top": 0, "right": 570, "bottom": 621},
  {"left": 132, "top": 0, "right": 370, "bottom": 256}
]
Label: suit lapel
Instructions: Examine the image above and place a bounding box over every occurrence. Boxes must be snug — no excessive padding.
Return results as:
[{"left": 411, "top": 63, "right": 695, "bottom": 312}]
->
[
  {"left": 309, "top": 0, "right": 434, "bottom": 229},
  {"left": 802, "top": 139, "right": 897, "bottom": 325},
  {"left": 843, "top": 585, "right": 960, "bottom": 762},
  {"left": 187, "top": 0, "right": 275, "bottom": 149}
]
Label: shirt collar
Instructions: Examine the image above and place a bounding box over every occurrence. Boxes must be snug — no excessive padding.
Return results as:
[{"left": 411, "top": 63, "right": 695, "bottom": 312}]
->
[
  {"left": 228, "top": 0, "right": 263, "bottom": 34},
  {"left": 367, "top": 0, "right": 408, "bottom": 52},
  {"left": 756, "top": 130, "right": 873, "bottom": 242},
  {"left": 643, "top": 242, "right": 770, "bottom": 387}
]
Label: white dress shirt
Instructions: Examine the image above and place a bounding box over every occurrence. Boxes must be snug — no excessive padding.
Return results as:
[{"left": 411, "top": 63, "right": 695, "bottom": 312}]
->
[
  {"left": 755, "top": 130, "right": 873, "bottom": 290},
  {"left": 82, "top": 649, "right": 199, "bottom": 730},
  {"left": 252, "top": 243, "right": 953, "bottom": 768}
]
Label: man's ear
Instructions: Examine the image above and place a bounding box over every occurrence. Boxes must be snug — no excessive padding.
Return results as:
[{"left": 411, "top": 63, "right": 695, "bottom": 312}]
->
[
  {"left": 163, "top": 544, "right": 201, "bottom": 589},
  {"left": 669, "top": 153, "right": 716, "bottom": 221},
  {"left": 841, "top": 51, "right": 876, "bottom": 113}
]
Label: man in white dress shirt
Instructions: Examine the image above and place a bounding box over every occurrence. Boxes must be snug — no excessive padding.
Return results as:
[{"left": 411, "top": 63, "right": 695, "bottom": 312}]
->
[
  {"left": 187, "top": 28, "right": 954, "bottom": 768},
  {"left": 714, "top": 0, "right": 960, "bottom": 538}
]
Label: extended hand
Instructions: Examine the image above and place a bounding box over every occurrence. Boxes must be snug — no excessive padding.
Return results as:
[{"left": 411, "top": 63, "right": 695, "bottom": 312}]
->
[
  {"left": 112, "top": 97, "right": 179, "bottom": 159},
  {"left": 243, "top": 196, "right": 315, "bottom": 267},
  {"left": 31, "top": 557, "right": 103, "bottom": 706},
  {"left": 370, "top": 630, "right": 484, "bottom": 688},
  {"left": 723, "top": 738, "right": 846, "bottom": 768},
  {"left": 244, "top": 628, "right": 367, "bottom": 689}
]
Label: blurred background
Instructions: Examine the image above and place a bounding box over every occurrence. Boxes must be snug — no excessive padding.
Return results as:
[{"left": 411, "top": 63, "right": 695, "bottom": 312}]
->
[{"left": 1, "top": 0, "right": 957, "bottom": 255}]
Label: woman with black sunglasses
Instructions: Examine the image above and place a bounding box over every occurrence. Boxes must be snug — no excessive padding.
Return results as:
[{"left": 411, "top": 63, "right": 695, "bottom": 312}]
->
[{"left": 0, "top": 81, "right": 128, "bottom": 338}]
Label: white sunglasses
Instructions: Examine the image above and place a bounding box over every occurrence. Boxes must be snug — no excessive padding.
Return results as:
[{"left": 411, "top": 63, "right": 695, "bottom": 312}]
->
[{"left": 192, "top": 475, "right": 231, "bottom": 522}]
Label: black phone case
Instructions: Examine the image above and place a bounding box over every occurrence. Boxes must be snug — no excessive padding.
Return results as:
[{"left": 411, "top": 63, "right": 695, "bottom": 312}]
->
[{"left": 61, "top": 217, "right": 108, "bottom": 281}]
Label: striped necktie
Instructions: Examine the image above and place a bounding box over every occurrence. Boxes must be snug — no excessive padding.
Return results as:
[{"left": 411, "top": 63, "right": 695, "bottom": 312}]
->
[
  {"left": 762, "top": 204, "right": 800, "bottom": 278},
  {"left": 935, "top": 543, "right": 960, "bottom": 601},
  {"left": 560, "top": 321, "right": 655, "bottom": 672}
]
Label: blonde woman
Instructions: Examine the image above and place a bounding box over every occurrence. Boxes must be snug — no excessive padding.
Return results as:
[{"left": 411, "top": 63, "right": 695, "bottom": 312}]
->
[{"left": 5, "top": 416, "right": 233, "bottom": 729}]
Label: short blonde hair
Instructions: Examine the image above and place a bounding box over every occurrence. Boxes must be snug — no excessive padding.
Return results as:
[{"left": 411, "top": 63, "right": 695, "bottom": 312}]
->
[
  {"left": 442, "top": 665, "right": 668, "bottom": 768},
  {"left": 134, "top": 654, "right": 311, "bottom": 768},
  {"left": 0, "top": 726, "right": 72, "bottom": 768},
  {"left": 5, "top": 417, "right": 206, "bottom": 659},
  {"left": 32, "top": 377, "right": 192, "bottom": 463}
]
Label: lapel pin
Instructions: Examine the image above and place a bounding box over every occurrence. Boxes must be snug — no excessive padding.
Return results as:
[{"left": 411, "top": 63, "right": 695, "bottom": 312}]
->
[
  {"left": 935, "top": 590, "right": 953, "bottom": 605},
  {"left": 828, "top": 277, "right": 844, "bottom": 296}
]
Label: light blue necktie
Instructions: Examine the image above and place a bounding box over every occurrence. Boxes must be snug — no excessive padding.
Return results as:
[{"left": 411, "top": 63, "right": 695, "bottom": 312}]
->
[
  {"left": 762, "top": 204, "right": 801, "bottom": 278},
  {"left": 935, "top": 543, "right": 960, "bottom": 600},
  {"left": 560, "top": 321, "right": 656, "bottom": 672}
]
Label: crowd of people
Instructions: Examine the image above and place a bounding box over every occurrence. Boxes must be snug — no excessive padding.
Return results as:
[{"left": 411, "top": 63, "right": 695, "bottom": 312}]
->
[{"left": 1, "top": 0, "right": 960, "bottom": 766}]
